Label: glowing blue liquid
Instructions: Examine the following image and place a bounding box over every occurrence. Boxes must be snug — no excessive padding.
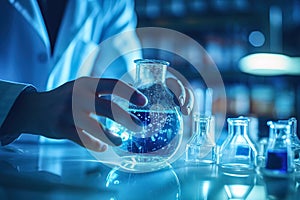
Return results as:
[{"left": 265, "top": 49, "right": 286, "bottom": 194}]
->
[
  {"left": 109, "top": 110, "right": 181, "bottom": 154},
  {"left": 266, "top": 150, "right": 288, "bottom": 172},
  {"left": 108, "top": 83, "right": 182, "bottom": 156}
]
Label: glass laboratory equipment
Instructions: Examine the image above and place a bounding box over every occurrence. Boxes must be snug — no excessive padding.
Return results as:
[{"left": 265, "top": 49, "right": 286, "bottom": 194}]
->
[
  {"left": 106, "top": 59, "right": 183, "bottom": 172},
  {"left": 218, "top": 117, "right": 257, "bottom": 175},
  {"left": 278, "top": 117, "right": 300, "bottom": 168},
  {"left": 264, "top": 121, "right": 294, "bottom": 175},
  {"left": 186, "top": 115, "right": 216, "bottom": 164},
  {"left": 105, "top": 165, "right": 181, "bottom": 200}
]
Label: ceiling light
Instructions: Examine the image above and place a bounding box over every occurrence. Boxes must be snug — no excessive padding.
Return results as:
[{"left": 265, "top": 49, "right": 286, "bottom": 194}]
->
[{"left": 239, "top": 53, "right": 300, "bottom": 76}]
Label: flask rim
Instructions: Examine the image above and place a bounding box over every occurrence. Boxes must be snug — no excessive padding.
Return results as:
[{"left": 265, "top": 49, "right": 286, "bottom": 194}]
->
[
  {"left": 193, "top": 113, "right": 211, "bottom": 121},
  {"left": 227, "top": 116, "right": 250, "bottom": 125},
  {"left": 267, "top": 120, "right": 291, "bottom": 129},
  {"left": 134, "top": 59, "right": 170, "bottom": 66}
]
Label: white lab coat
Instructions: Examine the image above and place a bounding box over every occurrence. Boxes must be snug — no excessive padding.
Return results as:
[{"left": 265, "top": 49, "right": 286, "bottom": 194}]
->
[{"left": 0, "top": 0, "right": 141, "bottom": 142}]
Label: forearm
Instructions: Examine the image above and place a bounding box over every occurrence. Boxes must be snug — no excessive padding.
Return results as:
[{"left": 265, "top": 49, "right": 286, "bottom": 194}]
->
[{"left": 0, "top": 81, "right": 37, "bottom": 144}]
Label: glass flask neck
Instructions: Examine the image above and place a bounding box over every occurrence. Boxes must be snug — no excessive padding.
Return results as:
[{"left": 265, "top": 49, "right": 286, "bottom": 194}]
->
[
  {"left": 193, "top": 114, "right": 210, "bottom": 137},
  {"left": 267, "top": 121, "right": 291, "bottom": 142},
  {"left": 134, "top": 59, "right": 169, "bottom": 87},
  {"left": 289, "top": 117, "right": 297, "bottom": 137},
  {"left": 227, "top": 117, "right": 250, "bottom": 136}
]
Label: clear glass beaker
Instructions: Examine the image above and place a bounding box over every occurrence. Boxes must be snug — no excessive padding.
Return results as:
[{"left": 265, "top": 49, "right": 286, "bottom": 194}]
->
[
  {"left": 106, "top": 59, "right": 183, "bottom": 172},
  {"left": 264, "top": 121, "right": 294, "bottom": 174},
  {"left": 185, "top": 114, "right": 216, "bottom": 164},
  {"left": 218, "top": 117, "right": 257, "bottom": 175}
]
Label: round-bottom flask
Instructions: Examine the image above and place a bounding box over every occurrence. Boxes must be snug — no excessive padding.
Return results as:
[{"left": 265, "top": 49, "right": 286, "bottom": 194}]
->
[{"left": 106, "top": 59, "right": 183, "bottom": 172}]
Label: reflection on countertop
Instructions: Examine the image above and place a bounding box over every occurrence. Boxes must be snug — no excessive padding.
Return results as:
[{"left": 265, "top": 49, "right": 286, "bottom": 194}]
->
[{"left": 0, "top": 141, "right": 300, "bottom": 200}]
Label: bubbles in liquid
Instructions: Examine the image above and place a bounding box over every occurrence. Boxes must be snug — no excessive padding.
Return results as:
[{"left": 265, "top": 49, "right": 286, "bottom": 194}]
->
[
  {"left": 107, "top": 83, "right": 182, "bottom": 161},
  {"left": 129, "top": 110, "right": 180, "bottom": 153},
  {"left": 110, "top": 110, "right": 181, "bottom": 154}
]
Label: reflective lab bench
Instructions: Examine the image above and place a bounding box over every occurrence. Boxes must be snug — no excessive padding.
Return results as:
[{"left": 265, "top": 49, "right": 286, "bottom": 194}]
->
[{"left": 0, "top": 141, "right": 299, "bottom": 200}]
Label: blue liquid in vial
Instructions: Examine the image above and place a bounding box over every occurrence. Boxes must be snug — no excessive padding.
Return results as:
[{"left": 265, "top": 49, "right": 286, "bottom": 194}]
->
[{"left": 266, "top": 150, "right": 288, "bottom": 172}]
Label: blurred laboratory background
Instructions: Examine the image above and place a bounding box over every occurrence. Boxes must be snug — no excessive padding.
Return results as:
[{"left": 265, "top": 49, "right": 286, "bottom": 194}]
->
[{"left": 134, "top": 0, "right": 300, "bottom": 138}]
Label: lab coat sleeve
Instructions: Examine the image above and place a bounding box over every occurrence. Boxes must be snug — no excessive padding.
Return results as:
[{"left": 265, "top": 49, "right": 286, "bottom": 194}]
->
[
  {"left": 98, "top": 0, "right": 138, "bottom": 41},
  {"left": 91, "top": 0, "right": 142, "bottom": 80},
  {"left": 0, "top": 80, "right": 36, "bottom": 129}
]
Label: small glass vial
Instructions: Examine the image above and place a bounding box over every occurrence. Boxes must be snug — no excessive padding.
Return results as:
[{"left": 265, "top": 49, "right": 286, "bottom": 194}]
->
[
  {"left": 264, "top": 121, "right": 294, "bottom": 175},
  {"left": 218, "top": 117, "right": 257, "bottom": 175},
  {"left": 185, "top": 114, "right": 216, "bottom": 164}
]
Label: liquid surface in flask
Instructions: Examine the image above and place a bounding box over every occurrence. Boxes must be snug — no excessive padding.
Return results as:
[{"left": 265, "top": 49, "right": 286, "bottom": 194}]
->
[{"left": 109, "top": 84, "right": 182, "bottom": 154}]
